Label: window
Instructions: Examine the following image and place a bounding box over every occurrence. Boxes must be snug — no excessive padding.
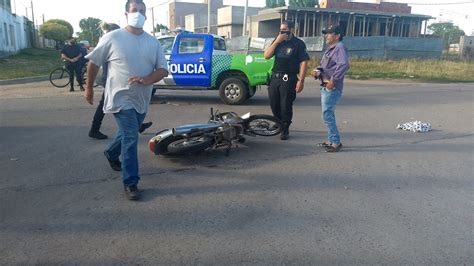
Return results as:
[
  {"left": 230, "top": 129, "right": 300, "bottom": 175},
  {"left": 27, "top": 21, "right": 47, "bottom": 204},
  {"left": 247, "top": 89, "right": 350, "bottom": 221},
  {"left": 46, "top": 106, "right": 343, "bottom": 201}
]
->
[
  {"left": 213, "top": 38, "right": 226, "bottom": 51},
  {"left": 4, "top": 23, "right": 8, "bottom": 46},
  {"left": 158, "top": 37, "right": 174, "bottom": 55},
  {"left": 178, "top": 37, "right": 204, "bottom": 54}
]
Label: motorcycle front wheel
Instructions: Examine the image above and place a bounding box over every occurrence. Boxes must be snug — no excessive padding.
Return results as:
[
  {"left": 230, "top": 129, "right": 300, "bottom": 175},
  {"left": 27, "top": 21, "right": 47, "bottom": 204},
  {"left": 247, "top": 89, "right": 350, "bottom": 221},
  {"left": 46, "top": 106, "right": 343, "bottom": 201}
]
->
[
  {"left": 167, "top": 136, "right": 214, "bottom": 155},
  {"left": 244, "top": 115, "right": 282, "bottom": 136}
]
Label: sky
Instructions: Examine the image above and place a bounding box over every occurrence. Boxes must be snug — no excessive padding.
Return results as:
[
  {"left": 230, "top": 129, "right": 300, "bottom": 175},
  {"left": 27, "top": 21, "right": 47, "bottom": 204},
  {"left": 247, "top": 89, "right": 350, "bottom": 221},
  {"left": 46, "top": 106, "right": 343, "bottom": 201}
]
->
[{"left": 13, "top": 0, "right": 474, "bottom": 36}]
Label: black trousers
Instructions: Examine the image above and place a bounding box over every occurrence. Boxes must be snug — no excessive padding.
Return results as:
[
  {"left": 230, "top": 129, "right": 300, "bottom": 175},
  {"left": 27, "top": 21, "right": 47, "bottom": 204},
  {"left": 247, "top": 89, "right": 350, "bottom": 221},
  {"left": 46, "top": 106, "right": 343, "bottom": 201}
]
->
[
  {"left": 268, "top": 74, "right": 297, "bottom": 125},
  {"left": 66, "top": 63, "right": 84, "bottom": 88},
  {"left": 90, "top": 93, "right": 105, "bottom": 132}
]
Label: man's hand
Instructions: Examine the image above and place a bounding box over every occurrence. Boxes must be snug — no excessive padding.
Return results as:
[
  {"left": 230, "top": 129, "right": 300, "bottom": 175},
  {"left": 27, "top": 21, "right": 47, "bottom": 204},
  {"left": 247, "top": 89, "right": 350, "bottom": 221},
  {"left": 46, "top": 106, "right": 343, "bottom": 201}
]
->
[
  {"left": 326, "top": 80, "right": 335, "bottom": 90},
  {"left": 128, "top": 76, "right": 146, "bottom": 86},
  {"left": 296, "top": 80, "right": 304, "bottom": 93},
  {"left": 84, "top": 88, "right": 94, "bottom": 105}
]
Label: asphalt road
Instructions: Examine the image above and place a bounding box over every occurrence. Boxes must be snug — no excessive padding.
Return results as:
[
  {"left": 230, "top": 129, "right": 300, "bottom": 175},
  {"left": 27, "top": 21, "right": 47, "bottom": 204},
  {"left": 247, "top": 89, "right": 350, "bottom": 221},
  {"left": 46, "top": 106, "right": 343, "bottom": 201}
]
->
[{"left": 1, "top": 79, "right": 473, "bottom": 264}]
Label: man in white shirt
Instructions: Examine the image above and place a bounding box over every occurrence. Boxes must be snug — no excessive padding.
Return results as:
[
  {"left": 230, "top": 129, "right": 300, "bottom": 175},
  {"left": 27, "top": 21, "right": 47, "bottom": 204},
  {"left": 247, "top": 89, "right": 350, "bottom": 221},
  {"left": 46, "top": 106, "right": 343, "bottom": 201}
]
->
[{"left": 84, "top": 0, "right": 168, "bottom": 200}]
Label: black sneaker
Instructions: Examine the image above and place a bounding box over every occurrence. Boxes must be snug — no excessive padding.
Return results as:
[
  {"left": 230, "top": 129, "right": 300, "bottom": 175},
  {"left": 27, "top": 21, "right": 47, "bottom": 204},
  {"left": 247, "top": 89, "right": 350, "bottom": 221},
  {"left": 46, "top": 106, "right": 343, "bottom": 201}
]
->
[
  {"left": 80, "top": 85, "right": 85, "bottom": 91},
  {"left": 124, "top": 185, "right": 141, "bottom": 200},
  {"left": 69, "top": 88, "right": 74, "bottom": 92},
  {"left": 89, "top": 131, "right": 108, "bottom": 140},
  {"left": 104, "top": 151, "right": 121, "bottom": 171},
  {"left": 139, "top": 121, "right": 153, "bottom": 133},
  {"left": 280, "top": 127, "right": 289, "bottom": 140}
]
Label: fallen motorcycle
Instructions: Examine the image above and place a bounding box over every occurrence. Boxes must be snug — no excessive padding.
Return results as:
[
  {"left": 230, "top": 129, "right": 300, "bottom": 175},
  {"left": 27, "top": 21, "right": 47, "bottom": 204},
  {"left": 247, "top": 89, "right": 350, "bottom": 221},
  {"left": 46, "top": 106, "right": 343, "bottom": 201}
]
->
[{"left": 149, "top": 108, "right": 282, "bottom": 156}]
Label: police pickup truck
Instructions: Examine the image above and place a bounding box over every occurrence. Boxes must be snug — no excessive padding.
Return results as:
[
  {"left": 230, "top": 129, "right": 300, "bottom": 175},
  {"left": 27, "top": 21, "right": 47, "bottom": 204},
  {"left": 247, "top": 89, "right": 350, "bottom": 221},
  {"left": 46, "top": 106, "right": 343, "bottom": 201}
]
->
[{"left": 154, "top": 33, "right": 273, "bottom": 105}]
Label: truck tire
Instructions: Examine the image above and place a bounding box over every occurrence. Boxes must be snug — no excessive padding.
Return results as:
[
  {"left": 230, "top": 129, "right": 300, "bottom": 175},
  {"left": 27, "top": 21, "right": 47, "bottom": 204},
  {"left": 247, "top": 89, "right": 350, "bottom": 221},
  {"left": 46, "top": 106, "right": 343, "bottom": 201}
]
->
[{"left": 219, "top": 77, "right": 248, "bottom": 105}]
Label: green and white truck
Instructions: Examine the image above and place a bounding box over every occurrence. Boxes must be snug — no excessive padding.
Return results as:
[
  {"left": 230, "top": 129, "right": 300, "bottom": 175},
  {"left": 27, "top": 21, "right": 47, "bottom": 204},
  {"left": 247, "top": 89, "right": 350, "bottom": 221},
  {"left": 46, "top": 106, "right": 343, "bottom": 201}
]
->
[{"left": 154, "top": 33, "right": 274, "bottom": 105}]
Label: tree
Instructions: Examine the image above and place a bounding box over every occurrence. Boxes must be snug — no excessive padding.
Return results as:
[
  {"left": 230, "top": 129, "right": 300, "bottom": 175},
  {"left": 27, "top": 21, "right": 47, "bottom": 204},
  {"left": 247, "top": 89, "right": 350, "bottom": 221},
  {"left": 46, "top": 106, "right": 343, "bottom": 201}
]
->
[
  {"left": 43, "top": 19, "right": 74, "bottom": 37},
  {"left": 39, "top": 22, "right": 70, "bottom": 49},
  {"left": 288, "top": 0, "right": 318, "bottom": 7},
  {"left": 428, "top": 22, "right": 465, "bottom": 50},
  {"left": 76, "top": 17, "right": 102, "bottom": 46},
  {"left": 154, "top": 23, "right": 169, "bottom": 34},
  {"left": 266, "top": 0, "right": 286, "bottom": 8}
]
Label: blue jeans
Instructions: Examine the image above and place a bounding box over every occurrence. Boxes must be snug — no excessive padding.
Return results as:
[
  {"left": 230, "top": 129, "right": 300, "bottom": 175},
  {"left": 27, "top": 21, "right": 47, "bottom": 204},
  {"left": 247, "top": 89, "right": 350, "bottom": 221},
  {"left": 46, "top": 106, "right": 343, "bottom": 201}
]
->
[
  {"left": 321, "top": 87, "right": 342, "bottom": 145},
  {"left": 105, "top": 109, "right": 146, "bottom": 187}
]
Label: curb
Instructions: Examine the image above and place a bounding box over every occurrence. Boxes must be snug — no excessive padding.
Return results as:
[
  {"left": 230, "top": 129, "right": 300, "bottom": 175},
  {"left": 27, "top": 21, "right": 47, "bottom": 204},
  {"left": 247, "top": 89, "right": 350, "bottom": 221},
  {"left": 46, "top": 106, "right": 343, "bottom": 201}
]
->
[{"left": 0, "top": 76, "right": 50, "bottom": 86}]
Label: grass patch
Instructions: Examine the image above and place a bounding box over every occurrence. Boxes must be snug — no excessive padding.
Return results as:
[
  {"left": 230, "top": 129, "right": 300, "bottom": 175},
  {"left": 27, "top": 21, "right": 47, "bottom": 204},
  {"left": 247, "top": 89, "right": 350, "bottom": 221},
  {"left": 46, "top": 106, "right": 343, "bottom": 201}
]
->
[
  {"left": 2, "top": 48, "right": 474, "bottom": 83},
  {"left": 0, "top": 48, "right": 63, "bottom": 80},
  {"left": 308, "top": 58, "right": 474, "bottom": 83}
]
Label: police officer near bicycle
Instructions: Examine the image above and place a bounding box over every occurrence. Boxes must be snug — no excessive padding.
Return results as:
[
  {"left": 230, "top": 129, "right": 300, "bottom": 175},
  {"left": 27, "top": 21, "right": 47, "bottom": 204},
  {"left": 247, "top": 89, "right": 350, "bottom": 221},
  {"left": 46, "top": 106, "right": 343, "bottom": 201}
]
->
[
  {"left": 264, "top": 20, "right": 309, "bottom": 140},
  {"left": 60, "top": 37, "right": 84, "bottom": 92}
]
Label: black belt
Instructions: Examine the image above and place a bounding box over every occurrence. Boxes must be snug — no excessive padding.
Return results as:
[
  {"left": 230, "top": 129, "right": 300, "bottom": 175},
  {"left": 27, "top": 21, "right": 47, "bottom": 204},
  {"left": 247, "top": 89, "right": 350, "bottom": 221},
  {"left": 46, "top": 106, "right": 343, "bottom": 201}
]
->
[{"left": 271, "top": 72, "right": 296, "bottom": 79}]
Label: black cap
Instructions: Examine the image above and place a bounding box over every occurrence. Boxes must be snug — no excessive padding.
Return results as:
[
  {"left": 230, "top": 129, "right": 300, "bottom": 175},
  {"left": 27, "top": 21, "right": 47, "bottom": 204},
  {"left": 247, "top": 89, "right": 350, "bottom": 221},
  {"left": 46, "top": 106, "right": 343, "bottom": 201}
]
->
[{"left": 322, "top": 25, "right": 344, "bottom": 36}]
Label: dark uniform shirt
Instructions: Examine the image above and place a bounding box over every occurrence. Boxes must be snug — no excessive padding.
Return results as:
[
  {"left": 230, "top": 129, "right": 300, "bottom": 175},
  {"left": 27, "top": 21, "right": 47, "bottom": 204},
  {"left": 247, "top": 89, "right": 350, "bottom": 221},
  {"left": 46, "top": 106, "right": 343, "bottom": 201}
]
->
[
  {"left": 61, "top": 44, "right": 82, "bottom": 65},
  {"left": 272, "top": 36, "right": 309, "bottom": 74}
]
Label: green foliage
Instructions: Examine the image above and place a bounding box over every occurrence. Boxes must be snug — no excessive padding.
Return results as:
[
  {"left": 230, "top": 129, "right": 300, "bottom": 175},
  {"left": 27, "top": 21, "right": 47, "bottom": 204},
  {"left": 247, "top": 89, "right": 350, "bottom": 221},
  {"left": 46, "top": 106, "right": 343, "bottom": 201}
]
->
[
  {"left": 154, "top": 23, "right": 169, "bottom": 33},
  {"left": 288, "top": 0, "right": 318, "bottom": 7},
  {"left": 428, "top": 22, "right": 465, "bottom": 50},
  {"left": 43, "top": 19, "right": 74, "bottom": 37},
  {"left": 76, "top": 17, "right": 102, "bottom": 46},
  {"left": 39, "top": 23, "right": 69, "bottom": 42},
  {"left": 266, "top": 0, "right": 286, "bottom": 8}
]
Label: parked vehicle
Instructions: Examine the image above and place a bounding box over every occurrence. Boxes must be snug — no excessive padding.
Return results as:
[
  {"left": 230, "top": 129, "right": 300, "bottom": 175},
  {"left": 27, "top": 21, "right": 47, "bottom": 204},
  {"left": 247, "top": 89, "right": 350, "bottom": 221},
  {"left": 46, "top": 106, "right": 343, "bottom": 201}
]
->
[
  {"left": 149, "top": 108, "right": 282, "bottom": 156},
  {"left": 154, "top": 33, "right": 274, "bottom": 105}
]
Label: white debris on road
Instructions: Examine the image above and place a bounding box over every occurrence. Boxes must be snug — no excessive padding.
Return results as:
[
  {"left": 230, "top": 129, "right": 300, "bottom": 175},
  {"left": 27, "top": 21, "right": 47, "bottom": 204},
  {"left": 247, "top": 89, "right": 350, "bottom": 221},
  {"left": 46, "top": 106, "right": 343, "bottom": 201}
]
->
[{"left": 397, "top": 121, "right": 432, "bottom": 133}]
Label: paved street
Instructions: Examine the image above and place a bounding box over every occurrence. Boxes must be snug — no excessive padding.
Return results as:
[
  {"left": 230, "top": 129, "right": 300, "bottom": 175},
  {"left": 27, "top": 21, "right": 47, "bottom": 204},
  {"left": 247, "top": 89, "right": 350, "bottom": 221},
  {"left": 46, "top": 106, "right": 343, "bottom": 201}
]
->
[{"left": 1, "top": 79, "right": 473, "bottom": 264}]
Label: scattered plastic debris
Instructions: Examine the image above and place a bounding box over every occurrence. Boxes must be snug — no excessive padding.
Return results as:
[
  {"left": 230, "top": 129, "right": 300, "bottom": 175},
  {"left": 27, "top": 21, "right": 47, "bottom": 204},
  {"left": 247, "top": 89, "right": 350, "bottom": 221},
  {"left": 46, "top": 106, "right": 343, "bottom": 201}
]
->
[{"left": 397, "top": 121, "right": 432, "bottom": 133}]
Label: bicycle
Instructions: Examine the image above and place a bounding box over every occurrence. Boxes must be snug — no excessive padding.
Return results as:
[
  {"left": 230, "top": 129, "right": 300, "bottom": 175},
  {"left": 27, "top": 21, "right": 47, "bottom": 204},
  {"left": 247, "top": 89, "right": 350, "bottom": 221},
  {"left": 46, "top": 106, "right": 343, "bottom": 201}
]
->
[{"left": 49, "top": 63, "right": 88, "bottom": 88}]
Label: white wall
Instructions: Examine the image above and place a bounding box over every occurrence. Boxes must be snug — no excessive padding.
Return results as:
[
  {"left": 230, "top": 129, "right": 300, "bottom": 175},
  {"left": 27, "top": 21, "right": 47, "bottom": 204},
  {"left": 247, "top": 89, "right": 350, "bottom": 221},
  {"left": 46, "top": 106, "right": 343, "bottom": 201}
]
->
[{"left": 0, "top": 7, "right": 31, "bottom": 56}]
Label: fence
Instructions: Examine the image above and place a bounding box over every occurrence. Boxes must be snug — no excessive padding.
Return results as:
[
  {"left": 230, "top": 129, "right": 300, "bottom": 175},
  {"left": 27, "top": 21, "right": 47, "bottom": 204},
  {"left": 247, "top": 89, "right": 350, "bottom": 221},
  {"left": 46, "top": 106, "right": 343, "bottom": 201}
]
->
[{"left": 227, "top": 36, "right": 443, "bottom": 60}]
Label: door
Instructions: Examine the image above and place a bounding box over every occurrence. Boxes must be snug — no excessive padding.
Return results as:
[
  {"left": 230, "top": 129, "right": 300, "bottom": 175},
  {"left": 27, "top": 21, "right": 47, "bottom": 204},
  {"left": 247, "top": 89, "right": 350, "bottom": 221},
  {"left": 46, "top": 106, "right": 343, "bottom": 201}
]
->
[{"left": 169, "top": 34, "right": 212, "bottom": 87}]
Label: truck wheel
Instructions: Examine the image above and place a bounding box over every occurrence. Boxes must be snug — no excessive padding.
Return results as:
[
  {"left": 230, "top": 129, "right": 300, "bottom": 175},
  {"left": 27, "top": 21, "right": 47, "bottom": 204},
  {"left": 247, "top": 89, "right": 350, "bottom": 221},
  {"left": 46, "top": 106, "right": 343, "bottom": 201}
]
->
[{"left": 219, "top": 77, "right": 248, "bottom": 105}]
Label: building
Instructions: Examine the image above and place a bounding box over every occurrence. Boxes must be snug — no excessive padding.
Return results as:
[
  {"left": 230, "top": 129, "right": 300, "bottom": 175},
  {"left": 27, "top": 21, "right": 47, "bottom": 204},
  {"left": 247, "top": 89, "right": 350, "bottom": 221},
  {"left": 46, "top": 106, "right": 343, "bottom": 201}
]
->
[
  {"left": 168, "top": 0, "right": 224, "bottom": 33},
  {"left": 217, "top": 6, "right": 262, "bottom": 38},
  {"left": 247, "top": 0, "right": 432, "bottom": 38},
  {"left": 0, "top": 0, "right": 34, "bottom": 56}
]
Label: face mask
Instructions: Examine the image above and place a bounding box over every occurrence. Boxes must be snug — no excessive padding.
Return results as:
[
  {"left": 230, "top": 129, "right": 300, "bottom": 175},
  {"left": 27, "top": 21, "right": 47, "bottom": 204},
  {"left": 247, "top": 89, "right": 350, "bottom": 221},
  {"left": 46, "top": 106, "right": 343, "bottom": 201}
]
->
[{"left": 127, "top": 12, "right": 146, "bottom": 28}]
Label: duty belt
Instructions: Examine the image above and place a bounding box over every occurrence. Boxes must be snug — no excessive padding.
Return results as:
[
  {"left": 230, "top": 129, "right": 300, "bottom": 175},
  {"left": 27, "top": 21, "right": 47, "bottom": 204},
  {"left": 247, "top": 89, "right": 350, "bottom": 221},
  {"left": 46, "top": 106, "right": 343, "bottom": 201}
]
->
[{"left": 272, "top": 72, "right": 295, "bottom": 82}]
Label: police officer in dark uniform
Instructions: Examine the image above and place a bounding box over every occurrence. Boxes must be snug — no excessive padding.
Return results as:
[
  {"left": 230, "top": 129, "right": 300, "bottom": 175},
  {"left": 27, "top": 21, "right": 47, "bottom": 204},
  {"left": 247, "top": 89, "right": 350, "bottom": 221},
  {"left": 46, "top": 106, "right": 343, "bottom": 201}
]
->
[
  {"left": 61, "top": 37, "right": 84, "bottom": 92},
  {"left": 264, "top": 20, "right": 309, "bottom": 140}
]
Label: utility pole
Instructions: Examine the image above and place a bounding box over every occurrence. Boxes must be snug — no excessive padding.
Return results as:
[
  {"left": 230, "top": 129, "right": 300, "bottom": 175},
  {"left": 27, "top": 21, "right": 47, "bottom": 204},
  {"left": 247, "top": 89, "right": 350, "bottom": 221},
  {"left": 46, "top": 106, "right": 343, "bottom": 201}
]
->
[
  {"left": 151, "top": 7, "right": 155, "bottom": 36},
  {"left": 207, "top": 0, "right": 211, "bottom": 33},
  {"left": 31, "top": 0, "right": 36, "bottom": 47},
  {"left": 242, "top": 0, "right": 248, "bottom": 36}
]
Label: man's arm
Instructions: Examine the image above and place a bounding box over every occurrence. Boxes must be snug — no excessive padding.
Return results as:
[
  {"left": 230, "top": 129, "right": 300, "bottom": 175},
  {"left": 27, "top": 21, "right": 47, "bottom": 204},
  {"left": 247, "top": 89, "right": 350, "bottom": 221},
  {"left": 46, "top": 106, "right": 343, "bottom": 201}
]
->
[
  {"left": 128, "top": 68, "right": 169, "bottom": 86},
  {"left": 264, "top": 34, "right": 286, "bottom": 59},
  {"left": 296, "top": 60, "right": 308, "bottom": 93},
  {"left": 84, "top": 62, "right": 100, "bottom": 105}
]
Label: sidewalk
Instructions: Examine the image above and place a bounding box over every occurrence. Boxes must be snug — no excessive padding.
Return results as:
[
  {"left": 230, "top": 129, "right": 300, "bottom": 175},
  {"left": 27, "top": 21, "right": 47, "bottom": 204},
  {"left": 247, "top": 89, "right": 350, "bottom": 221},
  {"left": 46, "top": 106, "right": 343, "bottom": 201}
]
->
[{"left": 0, "top": 75, "right": 50, "bottom": 86}]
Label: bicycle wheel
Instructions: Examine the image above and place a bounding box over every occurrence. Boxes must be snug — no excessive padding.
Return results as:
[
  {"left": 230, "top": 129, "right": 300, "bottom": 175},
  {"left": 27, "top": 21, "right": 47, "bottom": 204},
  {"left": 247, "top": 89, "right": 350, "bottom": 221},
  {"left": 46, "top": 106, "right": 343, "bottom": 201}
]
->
[
  {"left": 49, "top": 68, "right": 70, "bottom": 88},
  {"left": 244, "top": 114, "right": 282, "bottom": 136}
]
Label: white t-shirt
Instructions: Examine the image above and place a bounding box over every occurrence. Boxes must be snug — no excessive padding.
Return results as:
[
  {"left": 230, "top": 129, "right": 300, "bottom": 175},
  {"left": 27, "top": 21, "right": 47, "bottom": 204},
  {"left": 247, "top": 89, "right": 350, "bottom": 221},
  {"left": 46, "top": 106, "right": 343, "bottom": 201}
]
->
[{"left": 86, "top": 28, "right": 168, "bottom": 114}]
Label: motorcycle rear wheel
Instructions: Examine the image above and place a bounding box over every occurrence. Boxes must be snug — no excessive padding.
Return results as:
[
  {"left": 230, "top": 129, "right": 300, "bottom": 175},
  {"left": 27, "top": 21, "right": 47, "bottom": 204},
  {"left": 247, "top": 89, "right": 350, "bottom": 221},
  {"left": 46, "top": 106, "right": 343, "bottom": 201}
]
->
[
  {"left": 244, "top": 115, "right": 282, "bottom": 136},
  {"left": 167, "top": 136, "right": 214, "bottom": 155}
]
